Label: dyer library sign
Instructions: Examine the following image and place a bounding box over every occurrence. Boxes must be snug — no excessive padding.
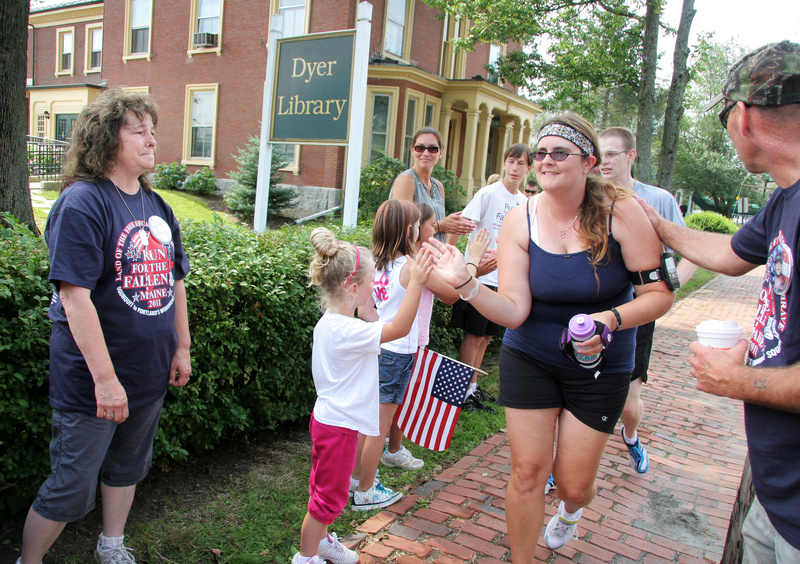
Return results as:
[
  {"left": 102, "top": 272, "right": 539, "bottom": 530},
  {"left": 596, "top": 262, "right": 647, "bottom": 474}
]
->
[{"left": 270, "top": 32, "right": 356, "bottom": 144}]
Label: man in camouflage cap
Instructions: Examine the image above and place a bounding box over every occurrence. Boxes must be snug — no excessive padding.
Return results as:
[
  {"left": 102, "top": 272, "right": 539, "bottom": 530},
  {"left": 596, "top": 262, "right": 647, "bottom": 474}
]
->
[{"left": 638, "top": 40, "right": 800, "bottom": 563}]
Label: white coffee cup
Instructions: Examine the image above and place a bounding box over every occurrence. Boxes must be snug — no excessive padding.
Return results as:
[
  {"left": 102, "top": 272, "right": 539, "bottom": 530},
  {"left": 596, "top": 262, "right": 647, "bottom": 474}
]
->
[{"left": 695, "top": 320, "right": 743, "bottom": 349}]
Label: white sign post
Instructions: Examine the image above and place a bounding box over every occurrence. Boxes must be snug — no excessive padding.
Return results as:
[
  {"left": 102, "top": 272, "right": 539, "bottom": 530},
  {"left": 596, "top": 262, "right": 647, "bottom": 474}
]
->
[
  {"left": 254, "top": 15, "right": 283, "bottom": 233},
  {"left": 342, "top": 2, "right": 372, "bottom": 228}
]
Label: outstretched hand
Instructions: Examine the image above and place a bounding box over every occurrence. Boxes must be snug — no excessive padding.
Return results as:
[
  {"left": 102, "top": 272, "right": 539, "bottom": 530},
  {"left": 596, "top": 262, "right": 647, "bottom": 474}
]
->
[
  {"left": 438, "top": 211, "right": 476, "bottom": 236},
  {"left": 410, "top": 247, "right": 434, "bottom": 287},
  {"left": 422, "top": 237, "right": 471, "bottom": 288},
  {"left": 468, "top": 229, "right": 491, "bottom": 264}
]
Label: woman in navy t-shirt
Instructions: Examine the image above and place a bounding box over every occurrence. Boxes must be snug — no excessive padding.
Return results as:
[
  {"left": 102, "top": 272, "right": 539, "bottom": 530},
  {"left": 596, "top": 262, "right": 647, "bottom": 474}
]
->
[{"left": 18, "top": 90, "right": 191, "bottom": 564}]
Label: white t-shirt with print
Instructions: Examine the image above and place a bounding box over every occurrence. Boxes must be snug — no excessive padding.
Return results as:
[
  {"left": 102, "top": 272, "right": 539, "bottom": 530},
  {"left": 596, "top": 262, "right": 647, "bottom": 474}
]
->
[
  {"left": 311, "top": 311, "right": 386, "bottom": 436},
  {"left": 461, "top": 180, "right": 527, "bottom": 287}
]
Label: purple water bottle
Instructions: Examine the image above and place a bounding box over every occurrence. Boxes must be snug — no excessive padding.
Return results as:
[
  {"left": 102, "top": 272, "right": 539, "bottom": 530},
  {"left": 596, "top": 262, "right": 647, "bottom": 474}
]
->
[{"left": 568, "top": 314, "right": 603, "bottom": 369}]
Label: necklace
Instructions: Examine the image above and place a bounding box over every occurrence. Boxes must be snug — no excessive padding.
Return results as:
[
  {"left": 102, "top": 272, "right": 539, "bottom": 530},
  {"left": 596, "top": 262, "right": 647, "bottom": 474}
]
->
[
  {"left": 547, "top": 203, "right": 579, "bottom": 239},
  {"left": 114, "top": 182, "right": 148, "bottom": 245}
]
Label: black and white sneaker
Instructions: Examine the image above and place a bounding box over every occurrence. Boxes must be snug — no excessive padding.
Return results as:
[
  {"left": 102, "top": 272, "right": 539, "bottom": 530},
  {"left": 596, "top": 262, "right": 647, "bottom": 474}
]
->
[
  {"left": 462, "top": 394, "right": 496, "bottom": 413},
  {"left": 474, "top": 385, "right": 498, "bottom": 404}
]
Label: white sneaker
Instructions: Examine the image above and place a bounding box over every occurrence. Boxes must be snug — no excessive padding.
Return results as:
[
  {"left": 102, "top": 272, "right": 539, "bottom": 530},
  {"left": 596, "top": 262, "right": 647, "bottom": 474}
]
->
[
  {"left": 544, "top": 473, "right": 556, "bottom": 495},
  {"left": 317, "top": 532, "right": 358, "bottom": 564},
  {"left": 380, "top": 445, "right": 424, "bottom": 470},
  {"left": 351, "top": 482, "right": 403, "bottom": 511},
  {"left": 544, "top": 502, "right": 582, "bottom": 550},
  {"left": 95, "top": 540, "right": 136, "bottom": 564},
  {"left": 290, "top": 553, "right": 325, "bottom": 564},
  {"left": 349, "top": 470, "right": 380, "bottom": 493}
]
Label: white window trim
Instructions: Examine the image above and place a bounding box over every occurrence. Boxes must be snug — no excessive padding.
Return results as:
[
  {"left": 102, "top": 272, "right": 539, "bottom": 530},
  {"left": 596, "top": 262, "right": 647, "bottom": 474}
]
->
[
  {"left": 182, "top": 83, "right": 220, "bottom": 167},
  {"left": 55, "top": 27, "right": 75, "bottom": 77},
  {"left": 187, "top": 0, "right": 225, "bottom": 57},
  {"left": 123, "top": 0, "right": 153, "bottom": 62},
  {"left": 363, "top": 86, "right": 399, "bottom": 166},
  {"left": 84, "top": 23, "right": 103, "bottom": 74},
  {"left": 381, "top": 0, "right": 415, "bottom": 62}
]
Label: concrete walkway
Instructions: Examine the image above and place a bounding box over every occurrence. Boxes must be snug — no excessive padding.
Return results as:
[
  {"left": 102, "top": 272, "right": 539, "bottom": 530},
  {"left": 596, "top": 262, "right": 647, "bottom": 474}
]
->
[{"left": 350, "top": 267, "right": 763, "bottom": 563}]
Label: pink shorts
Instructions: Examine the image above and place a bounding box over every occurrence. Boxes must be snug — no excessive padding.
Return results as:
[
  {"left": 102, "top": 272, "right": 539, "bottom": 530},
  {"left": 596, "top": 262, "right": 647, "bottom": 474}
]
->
[{"left": 307, "top": 413, "right": 358, "bottom": 524}]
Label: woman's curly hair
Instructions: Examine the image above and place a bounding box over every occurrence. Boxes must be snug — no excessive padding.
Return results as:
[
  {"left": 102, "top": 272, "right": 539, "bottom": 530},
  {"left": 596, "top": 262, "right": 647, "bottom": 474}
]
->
[{"left": 60, "top": 89, "right": 159, "bottom": 192}]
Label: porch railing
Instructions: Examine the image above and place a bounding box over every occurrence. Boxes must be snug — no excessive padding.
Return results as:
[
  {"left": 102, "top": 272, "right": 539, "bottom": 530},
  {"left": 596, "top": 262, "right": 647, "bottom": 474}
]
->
[{"left": 28, "top": 136, "right": 68, "bottom": 181}]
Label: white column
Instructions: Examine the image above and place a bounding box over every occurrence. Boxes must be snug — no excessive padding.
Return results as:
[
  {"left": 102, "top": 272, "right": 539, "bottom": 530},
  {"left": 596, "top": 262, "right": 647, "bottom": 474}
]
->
[
  {"left": 253, "top": 15, "right": 283, "bottom": 233},
  {"left": 342, "top": 2, "right": 373, "bottom": 228}
]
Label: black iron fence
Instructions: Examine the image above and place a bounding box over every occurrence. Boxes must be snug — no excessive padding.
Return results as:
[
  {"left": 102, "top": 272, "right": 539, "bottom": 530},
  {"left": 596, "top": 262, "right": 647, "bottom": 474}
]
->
[{"left": 28, "top": 136, "right": 68, "bottom": 181}]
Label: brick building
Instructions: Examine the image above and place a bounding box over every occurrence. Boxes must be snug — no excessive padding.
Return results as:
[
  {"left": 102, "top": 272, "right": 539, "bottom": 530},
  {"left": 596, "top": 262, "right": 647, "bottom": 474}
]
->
[{"left": 26, "top": 0, "right": 541, "bottom": 212}]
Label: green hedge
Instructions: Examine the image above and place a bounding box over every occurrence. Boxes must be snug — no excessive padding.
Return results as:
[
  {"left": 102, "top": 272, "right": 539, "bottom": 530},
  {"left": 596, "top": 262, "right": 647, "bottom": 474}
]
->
[
  {"left": 685, "top": 211, "right": 739, "bottom": 234},
  {"left": 0, "top": 215, "right": 469, "bottom": 515}
]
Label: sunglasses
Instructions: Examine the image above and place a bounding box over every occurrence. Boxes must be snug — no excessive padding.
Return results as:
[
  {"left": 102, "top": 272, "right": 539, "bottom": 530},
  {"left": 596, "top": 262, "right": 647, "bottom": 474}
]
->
[
  {"left": 413, "top": 144, "right": 440, "bottom": 154},
  {"left": 525, "top": 189, "right": 537, "bottom": 194},
  {"left": 531, "top": 150, "right": 584, "bottom": 162},
  {"left": 718, "top": 99, "right": 737, "bottom": 129}
]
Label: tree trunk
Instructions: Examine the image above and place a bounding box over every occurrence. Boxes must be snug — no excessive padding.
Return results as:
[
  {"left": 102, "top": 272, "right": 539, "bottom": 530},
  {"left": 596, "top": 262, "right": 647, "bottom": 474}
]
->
[
  {"left": 0, "top": 0, "right": 38, "bottom": 234},
  {"left": 634, "top": 0, "right": 660, "bottom": 184},
  {"left": 721, "top": 456, "right": 755, "bottom": 564},
  {"left": 656, "top": 0, "right": 695, "bottom": 192}
]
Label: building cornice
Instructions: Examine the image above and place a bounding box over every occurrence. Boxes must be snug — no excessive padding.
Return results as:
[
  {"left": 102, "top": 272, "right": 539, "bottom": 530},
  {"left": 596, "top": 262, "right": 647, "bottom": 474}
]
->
[{"left": 29, "top": 4, "right": 103, "bottom": 27}]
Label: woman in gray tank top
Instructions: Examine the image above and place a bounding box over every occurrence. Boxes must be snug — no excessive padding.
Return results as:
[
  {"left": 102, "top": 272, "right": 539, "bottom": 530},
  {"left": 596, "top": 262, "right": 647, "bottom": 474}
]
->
[{"left": 390, "top": 127, "right": 475, "bottom": 242}]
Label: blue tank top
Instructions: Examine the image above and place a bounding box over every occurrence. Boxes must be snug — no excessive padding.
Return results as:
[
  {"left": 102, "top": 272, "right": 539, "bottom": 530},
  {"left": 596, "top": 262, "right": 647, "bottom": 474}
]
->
[{"left": 503, "top": 199, "right": 636, "bottom": 373}]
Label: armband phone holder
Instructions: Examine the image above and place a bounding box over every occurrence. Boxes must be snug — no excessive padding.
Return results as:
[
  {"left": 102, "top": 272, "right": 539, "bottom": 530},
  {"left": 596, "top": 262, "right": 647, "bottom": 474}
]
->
[{"left": 660, "top": 251, "right": 681, "bottom": 291}]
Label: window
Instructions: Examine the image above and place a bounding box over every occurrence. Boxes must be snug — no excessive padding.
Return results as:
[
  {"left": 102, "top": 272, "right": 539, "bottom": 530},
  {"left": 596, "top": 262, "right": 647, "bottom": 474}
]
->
[
  {"left": 425, "top": 103, "right": 435, "bottom": 127},
  {"left": 384, "top": 0, "right": 406, "bottom": 57},
  {"left": 403, "top": 97, "right": 418, "bottom": 168},
  {"left": 278, "top": 0, "right": 307, "bottom": 37},
  {"left": 369, "top": 94, "right": 391, "bottom": 162},
  {"left": 487, "top": 44, "right": 502, "bottom": 84},
  {"left": 274, "top": 143, "right": 298, "bottom": 171},
  {"left": 197, "top": 0, "right": 220, "bottom": 33},
  {"left": 56, "top": 28, "right": 74, "bottom": 75},
  {"left": 37, "top": 114, "right": 47, "bottom": 137},
  {"left": 85, "top": 24, "right": 103, "bottom": 73},
  {"left": 125, "top": 0, "right": 152, "bottom": 58},
  {"left": 182, "top": 84, "right": 219, "bottom": 165}
]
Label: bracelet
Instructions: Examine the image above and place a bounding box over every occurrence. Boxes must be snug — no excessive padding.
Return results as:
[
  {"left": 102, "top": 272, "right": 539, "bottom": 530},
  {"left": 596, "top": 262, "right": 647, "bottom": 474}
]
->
[
  {"left": 466, "top": 262, "right": 479, "bottom": 273},
  {"left": 433, "top": 221, "right": 439, "bottom": 234},
  {"left": 460, "top": 278, "right": 480, "bottom": 301},
  {"left": 454, "top": 276, "right": 473, "bottom": 290},
  {"left": 611, "top": 306, "right": 623, "bottom": 330}
]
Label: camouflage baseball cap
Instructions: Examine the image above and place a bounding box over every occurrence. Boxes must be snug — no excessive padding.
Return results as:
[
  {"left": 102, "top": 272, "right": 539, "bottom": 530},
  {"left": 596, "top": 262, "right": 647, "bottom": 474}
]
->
[{"left": 704, "top": 40, "right": 800, "bottom": 112}]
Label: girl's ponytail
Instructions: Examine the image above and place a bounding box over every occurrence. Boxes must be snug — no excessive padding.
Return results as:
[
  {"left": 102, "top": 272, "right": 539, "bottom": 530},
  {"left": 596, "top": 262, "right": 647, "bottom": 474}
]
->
[{"left": 308, "top": 227, "right": 371, "bottom": 310}]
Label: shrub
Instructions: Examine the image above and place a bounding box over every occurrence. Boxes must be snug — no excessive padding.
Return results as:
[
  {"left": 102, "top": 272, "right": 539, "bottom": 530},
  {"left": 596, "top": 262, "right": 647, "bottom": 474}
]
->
[
  {"left": 225, "top": 138, "right": 297, "bottom": 220},
  {"left": 686, "top": 211, "right": 739, "bottom": 234},
  {"left": 0, "top": 214, "right": 473, "bottom": 516},
  {"left": 183, "top": 168, "right": 219, "bottom": 196},
  {"left": 0, "top": 214, "right": 53, "bottom": 515},
  {"left": 358, "top": 156, "right": 467, "bottom": 222},
  {"left": 154, "top": 162, "right": 188, "bottom": 191}
]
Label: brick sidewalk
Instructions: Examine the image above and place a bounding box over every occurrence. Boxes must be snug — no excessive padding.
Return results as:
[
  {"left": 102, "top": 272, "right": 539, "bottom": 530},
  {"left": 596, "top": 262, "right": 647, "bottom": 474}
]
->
[{"left": 349, "top": 267, "right": 764, "bottom": 563}]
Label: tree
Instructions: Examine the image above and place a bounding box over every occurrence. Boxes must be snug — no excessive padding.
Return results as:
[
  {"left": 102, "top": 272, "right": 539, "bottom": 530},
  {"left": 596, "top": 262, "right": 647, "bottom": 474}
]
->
[
  {"left": 0, "top": 0, "right": 37, "bottom": 234},
  {"left": 224, "top": 137, "right": 296, "bottom": 223},
  {"left": 633, "top": 0, "right": 661, "bottom": 184},
  {"left": 656, "top": 0, "right": 696, "bottom": 191}
]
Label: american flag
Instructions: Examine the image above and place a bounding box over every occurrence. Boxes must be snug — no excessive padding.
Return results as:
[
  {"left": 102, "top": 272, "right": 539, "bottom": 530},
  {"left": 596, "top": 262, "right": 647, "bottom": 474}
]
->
[{"left": 396, "top": 348, "right": 475, "bottom": 451}]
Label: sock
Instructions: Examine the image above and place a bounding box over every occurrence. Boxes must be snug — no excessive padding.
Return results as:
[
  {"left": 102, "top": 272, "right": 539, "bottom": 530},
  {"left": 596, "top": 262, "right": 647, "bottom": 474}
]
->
[
  {"left": 99, "top": 533, "right": 124, "bottom": 548},
  {"left": 464, "top": 383, "right": 477, "bottom": 400},
  {"left": 622, "top": 426, "right": 638, "bottom": 446},
  {"left": 560, "top": 503, "right": 582, "bottom": 522}
]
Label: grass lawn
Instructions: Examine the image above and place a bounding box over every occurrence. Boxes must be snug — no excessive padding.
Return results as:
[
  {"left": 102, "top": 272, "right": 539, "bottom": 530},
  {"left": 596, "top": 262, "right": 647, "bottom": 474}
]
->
[{"left": 31, "top": 188, "right": 237, "bottom": 233}]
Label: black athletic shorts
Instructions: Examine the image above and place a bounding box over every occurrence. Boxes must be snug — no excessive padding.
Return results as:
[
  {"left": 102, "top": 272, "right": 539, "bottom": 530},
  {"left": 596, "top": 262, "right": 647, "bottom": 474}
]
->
[
  {"left": 449, "top": 285, "right": 504, "bottom": 337},
  {"left": 497, "top": 344, "right": 631, "bottom": 434}
]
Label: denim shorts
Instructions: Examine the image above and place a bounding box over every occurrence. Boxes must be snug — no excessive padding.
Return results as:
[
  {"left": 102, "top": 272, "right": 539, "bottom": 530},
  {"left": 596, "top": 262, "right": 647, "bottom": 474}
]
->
[
  {"left": 32, "top": 393, "right": 165, "bottom": 522},
  {"left": 379, "top": 349, "right": 416, "bottom": 404}
]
